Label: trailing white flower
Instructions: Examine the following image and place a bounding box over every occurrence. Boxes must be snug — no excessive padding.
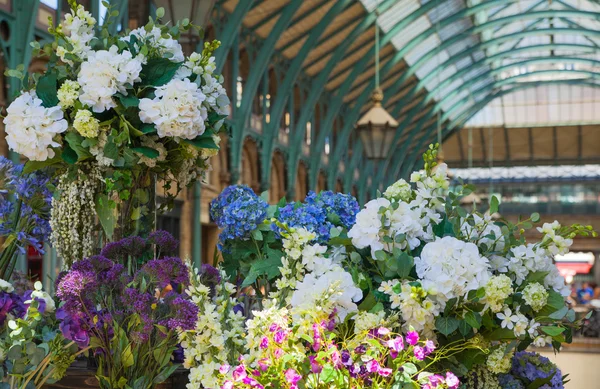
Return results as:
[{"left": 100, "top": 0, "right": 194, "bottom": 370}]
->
[
  {"left": 290, "top": 265, "right": 362, "bottom": 323},
  {"left": 410, "top": 163, "right": 449, "bottom": 212},
  {"left": 57, "top": 5, "right": 96, "bottom": 64},
  {"left": 484, "top": 275, "right": 513, "bottom": 313},
  {"left": 201, "top": 73, "right": 230, "bottom": 116},
  {"left": 57, "top": 80, "right": 80, "bottom": 108},
  {"left": 73, "top": 109, "right": 100, "bottom": 138},
  {"left": 4, "top": 91, "right": 68, "bottom": 161},
  {"left": 522, "top": 282, "right": 549, "bottom": 312},
  {"left": 78, "top": 45, "right": 143, "bottom": 112},
  {"left": 123, "top": 26, "right": 184, "bottom": 63},
  {"left": 415, "top": 236, "right": 491, "bottom": 304},
  {"left": 139, "top": 78, "right": 208, "bottom": 139},
  {"left": 461, "top": 213, "right": 505, "bottom": 252}
]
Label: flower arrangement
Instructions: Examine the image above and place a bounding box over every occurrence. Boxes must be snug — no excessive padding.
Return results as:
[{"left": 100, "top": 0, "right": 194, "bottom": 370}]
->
[
  {"left": 0, "top": 157, "right": 52, "bottom": 280},
  {"left": 199, "top": 144, "right": 594, "bottom": 387},
  {"left": 0, "top": 280, "right": 81, "bottom": 388},
  {"left": 498, "top": 351, "right": 564, "bottom": 389},
  {"left": 4, "top": 0, "right": 229, "bottom": 260},
  {"left": 54, "top": 231, "right": 197, "bottom": 389}
]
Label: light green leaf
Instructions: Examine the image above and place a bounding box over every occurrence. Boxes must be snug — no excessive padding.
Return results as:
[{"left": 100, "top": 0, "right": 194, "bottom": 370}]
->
[{"left": 435, "top": 316, "right": 459, "bottom": 336}]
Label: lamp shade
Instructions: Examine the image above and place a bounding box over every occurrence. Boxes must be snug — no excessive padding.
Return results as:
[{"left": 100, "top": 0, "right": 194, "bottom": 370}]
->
[{"left": 356, "top": 89, "right": 398, "bottom": 159}]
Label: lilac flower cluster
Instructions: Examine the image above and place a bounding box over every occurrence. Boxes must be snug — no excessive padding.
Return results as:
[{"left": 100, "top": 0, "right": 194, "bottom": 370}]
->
[
  {"left": 55, "top": 233, "right": 196, "bottom": 349},
  {"left": 499, "top": 351, "right": 563, "bottom": 389},
  {"left": 210, "top": 185, "right": 268, "bottom": 248},
  {"left": 275, "top": 191, "right": 359, "bottom": 243},
  {"left": 0, "top": 157, "right": 52, "bottom": 254}
]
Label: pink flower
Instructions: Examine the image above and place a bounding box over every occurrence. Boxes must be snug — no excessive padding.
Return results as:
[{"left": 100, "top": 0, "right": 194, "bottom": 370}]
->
[
  {"left": 219, "top": 364, "right": 231, "bottom": 374},
  {"left": 378, "top": 367, "right": 393, "bottom": 377},
  {"left": 258, "top": 358, "right": 270, "bottom": 371},
  {"left": 366, "top": 359, "right": 380, "bottom": 373},
  {"left": 222, "top": 380, "right": 234, "bottom": 389},
  {"left": 387, "top": 336, "right": 404, "bottom": 359},
  {"left": 445, "top": 372, "right": 460, "bottom": 389},
  {"left": 309, "top": 356, "right": 323, "bottom": 373},
  {"left": 284, "top": 368, "right": 302, "bottom": 385},
  {"left": 413, "top": 346, "right": 425, "bottom": 361},
  {"left": 269, "top": 323, "right": 279, "bottom": 332},
  {"left": 424, "top": 340, "right": 436, "bottom": 356},
  {"left": 377, "top": 327, "right": 391, "bottom": 336},
  {"left": 260, "top": 336, "right": 269, "bottom": 349},
  {"left": 330, "top": 346, "right": 342, "bottom": 368},
  {"left": 406, "top": 331, "right": 419, "bottom": 345},
  {"left": 274, "top": 348, "right": 284, "bottom": 359},
  {"left": 312, "top": 323, "right": 322, "bottom": 351},
  {"left": 233, "top": 364, "right": 247, "bottom": 381},
  {"left": 274, "top": 330, "right": 287, "bottom": 344}
]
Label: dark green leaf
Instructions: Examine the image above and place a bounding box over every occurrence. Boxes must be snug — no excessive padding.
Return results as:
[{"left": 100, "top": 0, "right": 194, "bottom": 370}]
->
[
  {"left": 23, "top": 153, "right": 62, "bottom": 173},
  {"left": 241, "top": 248, "right": 283, "bottom": 287},
  {"left": 528, "top": 371, "right": 556, "bottom": 389},
  {"left": 435, "top": 316, "right": 459, "bottom": 336},
  {"left": 464, "top": 311, "right": 482, "bottom": 329},
  {"left": 140, "top": 123, "right": 157, "bottom": 134},
  {"left": 131, "top": 146, "right": 159, "bottom": 159},
  {"left": 182, "top": 132, "right": 219, "bottom": 149},
  {"left": 117, "top": 93, "right": 140, "bottom": 108},
  {"left": 61, "top": 145, "right": 78, "bottom": 164},
  {"left": 488, "top": 328, "right": 517, "bottom": 340},
  {"left": 458, "top": 320, "right": 472, "bottom": 336},
  {"left": 36, "top": 71, "right": 59, "bottom": 107},
  {"left": 141, "top": 58, "right": 182, "bottom": 86},
  {"left": 65, "top": 131, "right": 92, "bottom": 161},
  {"left": 396, "top": 251, "right": 414, "bottom": 278}
]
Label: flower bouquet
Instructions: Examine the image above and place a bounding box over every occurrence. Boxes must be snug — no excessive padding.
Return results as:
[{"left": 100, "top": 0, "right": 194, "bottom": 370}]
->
[
  {"left": 192, "top": 144, "right": 594, "bottom": 388},
  {"left": 54, "top": 231, "right": 197, "bottom": 389},
  {"left": 0, "top": 158, "right": 52, "bottom": 280},
  {"left": 4, "top": 0, "right": 229, "bottom": 266},
  {"left": 0, "top": 280, "right": 81, "bottom": 389}
]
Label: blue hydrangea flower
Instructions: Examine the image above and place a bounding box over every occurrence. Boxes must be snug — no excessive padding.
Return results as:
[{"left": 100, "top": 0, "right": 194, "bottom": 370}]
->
[
  {"left": 275, "top": 191, "right": 359, "bottom": 243},
  {"left": 210, "top": 185, "right": 268, "bottom": 248},
  {"left": 505, "top": 351, "right": 563, "bottom": 389}
]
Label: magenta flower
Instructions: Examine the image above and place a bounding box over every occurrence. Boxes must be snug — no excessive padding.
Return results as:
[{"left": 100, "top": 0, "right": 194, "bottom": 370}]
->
[
  {"left": 312, "top": 323, "right": 322, "bottom": 351},
  {"left": 233, "top": 364, "right": 247, "bottom": 381},
  {"left": 219, "top": 364, "right": 230, "bottom": 374},
  {"left": 309, "top": 356, "right": 323, "bottom": 373},
  {"left": 269, "top": 323, "right": 279, "bottom": 332},
  {"left": 445, "top": 372, "right": 460, "bottom": 389},
  {"left": 378, "top": 367, "right": 393, "bottom": 377},
  {"left": 413, "top": 346, "right": 425, "bottom": 361},
  {"left": 387, "top": 336, "right": 404, "bottom": 359},
  {"left": 366, "top": 359, "right": 380, "bottom": 373},
  {"left": 260, "top": 336, "right": 269, "bottom": 349},
  {"left": 406, "top": 331, "right": 419, "bottom": 346},
  {"left": 274, "top": 330, "right": 287, "bottom": 344},
  {"left": 284, "top": 368, "right": 302, "bottom": 386},
  {"left": 258, "top": 358, "right": 270, "bottom": 371}
]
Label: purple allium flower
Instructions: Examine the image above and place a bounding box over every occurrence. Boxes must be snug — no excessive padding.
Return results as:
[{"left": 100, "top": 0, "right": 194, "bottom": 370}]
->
[
  {"left": 100, "top": 241, "right": 125, "bottom": 261},
  {"left": 148, "top": 230, "right": 178, "bottom": 256},
  {"left": 56, "top": 269, "right": 96, "bottom": 302},
  {"left": 406, "top": 331, "right": 419, "bottom": 346},
  {"left": 166, "top": 296, "right": 198, "bottom": 331},
  {"left": 137, "top": 256, "right": 189, "bottom": 289}
]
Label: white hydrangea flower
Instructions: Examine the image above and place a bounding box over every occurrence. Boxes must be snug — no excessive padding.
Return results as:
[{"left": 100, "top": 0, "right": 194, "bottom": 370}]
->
[
  {"left": 415, "top": 236, "right": 491, "bottom": 303},
  {"left": 353, "top": 311, "right": 386, "bottom": 334},
  {"left": 139, "top": 78, "right": 208, "bottom": 139},
  {"left": 57, "top": 80, "right": 80, "bottom": 108},
  {"left": 522, "top": 282, "right": 549, "bottom": 312},
  {"left": 461, "top": 213, "right": 505, "bottom": 252},
  {"left": 58, "top": 5, "right": 96, "bottom": 63},
  {"left": 123, "top": 26, "right": 184, "bottom": 63},
  {"left": 0, "top": 279, "right": 14, "bottom": 293},
  {"left": 383, "top": 178, "right": 412, "bottom": 201},
  {"left": 486, "top": 345, "right": 513, "bottom": 374},
  {"left": 348, "top": 197, "right": 390, "bottom": 257},
  {"left": 4, "top": 91, "right": 68, "bottom": 161},
  {"left": 484, "top": 275, "right": 514, "bottom": 312},
  {"left": 73, "top": 109, "right": 100, "bottom": 138},
  {"left": 290, "top": 265, "right": 362, "bottom": 322},
  {"left": 78, "top": 45, "right": 143, "bottom": 112}
]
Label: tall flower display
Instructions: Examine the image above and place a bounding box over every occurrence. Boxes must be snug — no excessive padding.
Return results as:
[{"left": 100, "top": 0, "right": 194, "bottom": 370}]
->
[{"left": 4, "top": 1, "right": 229, "bottom": 263}]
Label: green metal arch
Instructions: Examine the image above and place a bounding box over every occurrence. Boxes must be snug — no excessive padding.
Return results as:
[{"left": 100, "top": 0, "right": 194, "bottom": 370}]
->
[
  {"left": 392, "top": 78, "right": 600, "bottom": 184},
  {"left": 214, "top": 0, "right": 256, "bottom": 73}
]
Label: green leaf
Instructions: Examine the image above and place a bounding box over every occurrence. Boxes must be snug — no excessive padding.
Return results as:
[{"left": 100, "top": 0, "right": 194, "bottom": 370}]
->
[
  {"left": 131, "top": 146, "right": 159, "bottom": 159},
  {"left": 153, "top": 364, "right": 179, "bottom": 384},
  {"left": 36, "top": 71, "right": 59, "bottom": 107},
  {"left": 489, "top": 195, "right": 500, "bottom": 214},
  {"left": 65, "top": 132, "right": 92, "bottom": 161},
  {"left": 444, "top": 298, "right": 458, "bottom": 316},
  {"left": 141, "top": 58, "right": 182, "bottom": 86},
  {"left": 548, "top": 306, "right": 569, "bottom": 320},
  {"left": 241, "top": 248, "right": 283, "bottom": 287},
  {"left": 23, "top": 153, "right": 62, "bottom": 173},
  {"left": 251, "top": 229, "right": 263, "bottom": 241},
  {"left": 396, "top": 251, "right": 414, "bottom": 278},
  {"left": 117, "top": 93, "right": 140, "bottom": 108},
  {"left": 458, "top": 320, "right": 472, "bottom": 336},
  {"left": 528, "top": 371, "right": 556, "bottom": 389},
  {"left": 526, "top": 271, "right": 549, "bottom": 284},
  {"left": 464, "top": 311, "right": 482, "bottom": 329},
  {"left": 540, "top": 326, "right": 565, "bottom": 337},
  {"left": 531, "top": 212, "right": 540, "bottom": 223},
  {"left": 182, "top": 132, "right": 219, "bottom": 150},
  {"left": 103, "top": 138, "right": 119, "bottom": 160},
  {"left": 61, "top": 145, "right": 78, "bottom": 164},
  {"left": 435, "top": 316, "right": 459, "bottom": 336},
  {"left": 95, "top": 194, "right": 116, "bottom": 240},
  {"left": 488, "top": 328, "right": 517, "bottom": 340},
  {"left": 140, "top": 123, "right": 157, "bottom": 134},
  {"left": 402, "top": 362, "right": 418, "bottom": 376}
]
